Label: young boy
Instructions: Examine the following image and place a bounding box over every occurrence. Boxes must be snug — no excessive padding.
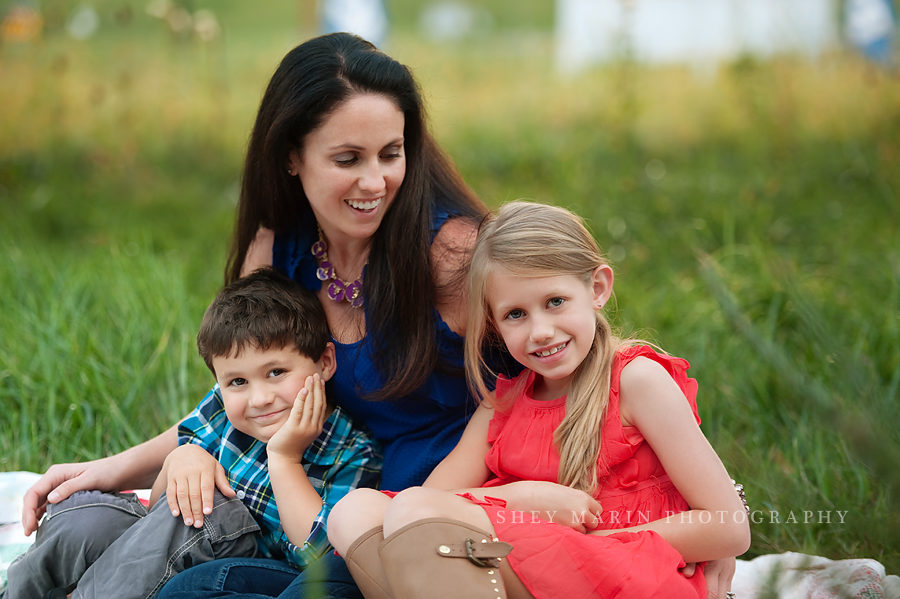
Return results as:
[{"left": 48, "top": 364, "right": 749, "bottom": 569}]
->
[{"left": 3, "top": 269, "right": 381, "bottom": 599}]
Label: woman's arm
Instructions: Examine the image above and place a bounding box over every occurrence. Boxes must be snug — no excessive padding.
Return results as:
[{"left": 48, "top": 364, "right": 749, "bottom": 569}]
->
[
  {"left": 589, "top": 357, "right": 752, "bottom": 563},
  {"left": 240, "top": 227, "right": 275, "bottom": 278},
  {"left": 430, "top": 217, "right": 478, "bottom": 336},
  {"left": 24, "top": 229, "right": 278, "bottom": 536},
  {"left": 22, "top": 425, "right": 179, "bottom": 535}
]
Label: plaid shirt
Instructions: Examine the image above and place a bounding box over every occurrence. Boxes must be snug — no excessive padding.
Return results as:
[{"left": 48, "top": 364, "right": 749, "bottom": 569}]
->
[{"left": 178, "top": 385, "right": 382, "bottom": 569}]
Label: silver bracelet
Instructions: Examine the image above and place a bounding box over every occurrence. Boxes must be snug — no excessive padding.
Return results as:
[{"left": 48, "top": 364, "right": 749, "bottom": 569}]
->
[{"left": 731, "top": 479, "right": 749, "bottom": 514}]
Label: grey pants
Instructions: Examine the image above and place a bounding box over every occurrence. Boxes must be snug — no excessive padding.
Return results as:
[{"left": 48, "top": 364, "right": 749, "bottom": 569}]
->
[{"left": 3, "top": 489, "right": 260, "bottom": 599}]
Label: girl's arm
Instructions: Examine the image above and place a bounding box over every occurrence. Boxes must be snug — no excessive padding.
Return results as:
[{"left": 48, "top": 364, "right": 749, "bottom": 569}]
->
[
  {"left": 589, "top": 357, "right": 751, "bottom": 563},
  {"left": 425, "top": 401, "right": 603, "bottom": 531},
  {"left": 424, "top": 402, "right": 494, "bottom": 489}
]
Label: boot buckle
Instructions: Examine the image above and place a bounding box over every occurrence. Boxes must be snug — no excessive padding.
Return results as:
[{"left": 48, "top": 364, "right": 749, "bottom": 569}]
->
[{"left": 465, "top": 538, "right": 493, "bottom": 567}]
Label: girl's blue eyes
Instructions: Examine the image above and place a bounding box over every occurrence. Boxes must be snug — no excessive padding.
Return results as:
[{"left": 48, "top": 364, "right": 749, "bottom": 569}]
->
[{"left": 504, "top": 298, "right": 565, "bottom": 320}]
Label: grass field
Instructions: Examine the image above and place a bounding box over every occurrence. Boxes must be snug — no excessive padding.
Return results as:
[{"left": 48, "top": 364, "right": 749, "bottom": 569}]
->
[{"left": 1, "top": 0, "right": 899, "bottom": 574}]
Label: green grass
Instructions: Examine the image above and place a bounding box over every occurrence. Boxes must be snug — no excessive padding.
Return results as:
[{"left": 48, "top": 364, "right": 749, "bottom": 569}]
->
[{"left": 1, "top": 0, "right": 899, "bottom": 574}]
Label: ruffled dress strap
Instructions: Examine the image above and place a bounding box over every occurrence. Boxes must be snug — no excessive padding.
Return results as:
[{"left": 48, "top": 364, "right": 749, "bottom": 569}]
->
[{"left": 600, "top": 345, "right": 700, "bottom": 471}]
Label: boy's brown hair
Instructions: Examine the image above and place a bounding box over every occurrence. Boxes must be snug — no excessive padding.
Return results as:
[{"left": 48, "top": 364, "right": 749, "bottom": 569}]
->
[{"left": 197, "top": 268, "right": 330, "bottom": 375}]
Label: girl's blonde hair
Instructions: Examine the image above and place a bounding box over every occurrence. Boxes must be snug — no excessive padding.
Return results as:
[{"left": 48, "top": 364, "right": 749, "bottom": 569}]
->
[{"left": 466, "top": 201, "right": 637, "bottom": 494}]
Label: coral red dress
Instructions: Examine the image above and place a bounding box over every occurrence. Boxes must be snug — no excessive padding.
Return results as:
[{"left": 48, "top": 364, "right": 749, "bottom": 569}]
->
[{"left": 471, "top": 346, "right": 707, "bottom": 599}]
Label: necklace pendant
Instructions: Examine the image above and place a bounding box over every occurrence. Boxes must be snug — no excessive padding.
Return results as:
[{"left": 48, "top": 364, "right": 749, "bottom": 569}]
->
[
  {"left": 327, "top": 280, "right": 346, "bottom": 302},
  {"left": 316, "top": 261, "right": 334, "bottom": 281},
  {"left": 311, "top": 240, "right": 328, "bottom": 259},
  {"left": 345, "top": 280, "right": 363, "bottom": 308}
]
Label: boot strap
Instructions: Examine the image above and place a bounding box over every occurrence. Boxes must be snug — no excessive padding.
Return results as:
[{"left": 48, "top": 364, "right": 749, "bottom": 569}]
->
[{"left": 435, "top": 537, "right": 513, "bottom": 567}]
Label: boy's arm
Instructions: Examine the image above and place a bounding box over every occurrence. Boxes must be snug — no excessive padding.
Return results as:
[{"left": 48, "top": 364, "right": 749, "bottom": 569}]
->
[
  {"left": 163, "top": 444, "right": 234, "bottom": 527},
  {"left": 173, "top": 386, "right": 237, "bottom": 526},
  {"left": 288, "top": 416, "right": 381, "bottom": 566},
  {"left": 266, "top": 374, "right": 331, "bottom": 550},
  {"left": 268, "top": 378, "right": 382, "bottom": 568},
  {"left": 149, "top": 458, "right": 169, "bottom": 507}
]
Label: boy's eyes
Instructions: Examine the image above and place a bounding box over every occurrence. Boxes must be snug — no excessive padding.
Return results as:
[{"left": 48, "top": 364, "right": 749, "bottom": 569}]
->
[{"left": 225, "top": 369, "right": 286, "bottom": 387}]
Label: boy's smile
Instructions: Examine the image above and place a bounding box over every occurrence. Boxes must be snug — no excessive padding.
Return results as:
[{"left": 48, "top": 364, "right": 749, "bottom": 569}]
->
[{"left": 213, "top": 344, "right": 335, "bottom": 443}]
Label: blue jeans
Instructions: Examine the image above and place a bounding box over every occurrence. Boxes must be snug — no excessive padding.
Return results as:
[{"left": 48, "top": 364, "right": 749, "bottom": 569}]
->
[{"left": 156, "top": 552, "right": 362, "bottom": 599}]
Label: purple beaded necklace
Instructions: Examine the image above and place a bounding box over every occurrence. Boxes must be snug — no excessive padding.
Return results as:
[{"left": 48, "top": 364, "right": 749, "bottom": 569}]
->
[{"left": 311, "top": 225, "right": 365, "bottom": 308}]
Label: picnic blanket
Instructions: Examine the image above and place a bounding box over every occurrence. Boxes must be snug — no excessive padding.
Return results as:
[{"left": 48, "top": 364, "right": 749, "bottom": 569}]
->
[
  {"left": 0, "top": 471, "right": 41, "bottom": 590},
  {"left": 1, "top": 471, "right": 898, "bottom": 597},
  {"left": 733, "top": 552, "right": 900, "bottom": 599}
]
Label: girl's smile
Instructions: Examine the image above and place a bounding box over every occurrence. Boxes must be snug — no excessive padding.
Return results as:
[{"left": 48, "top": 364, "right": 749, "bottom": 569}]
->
[{"left": 533, "top": 340, "right": 569, "bottom": 358}]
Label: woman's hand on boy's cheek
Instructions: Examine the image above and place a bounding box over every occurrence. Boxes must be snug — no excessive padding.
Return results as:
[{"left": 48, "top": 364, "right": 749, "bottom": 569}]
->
[
  {"left": 164, "top": 444, "right": 234, "bottom": 527},
  {"left": 267, "top": 374, "right": 327, "bottom": 462}
]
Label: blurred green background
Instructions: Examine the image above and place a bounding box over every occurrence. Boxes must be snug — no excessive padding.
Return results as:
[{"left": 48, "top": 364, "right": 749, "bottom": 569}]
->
[{"left": 1, "top": 0, "right": 898, "bottom": 572}]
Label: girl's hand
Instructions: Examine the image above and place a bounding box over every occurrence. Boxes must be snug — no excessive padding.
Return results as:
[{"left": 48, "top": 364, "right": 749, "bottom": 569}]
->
[
  {"left": 681, "top": 557, "right": 736, "bottom": 599},
  {"left": 164, "top": 444, "right": 233, "bottom": 527},
  {"left": 507, "top": 480, "right": 603, "bottom": 533},
  {"left": 266, "top": 374, "right": 327, "bottom": 462}
]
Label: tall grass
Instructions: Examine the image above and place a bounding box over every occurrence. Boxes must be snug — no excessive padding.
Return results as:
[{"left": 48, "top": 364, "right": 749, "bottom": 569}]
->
[{"left": 1, "top": 4, "right": 898, "bottom": 572}]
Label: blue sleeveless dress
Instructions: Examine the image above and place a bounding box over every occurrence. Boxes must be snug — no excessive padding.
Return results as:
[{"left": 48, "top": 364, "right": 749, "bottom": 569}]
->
[{"left": 271, "top": 207, "right": 472, "bottom": 490}]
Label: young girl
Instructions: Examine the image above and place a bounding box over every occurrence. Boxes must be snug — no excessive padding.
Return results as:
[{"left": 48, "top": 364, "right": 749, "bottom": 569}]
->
[{"left": 327, "top": 201, "right": 751, "bottom": 599}]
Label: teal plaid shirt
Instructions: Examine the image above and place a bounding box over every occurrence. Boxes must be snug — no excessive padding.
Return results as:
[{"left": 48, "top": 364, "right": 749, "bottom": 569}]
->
[{"left": 178, "top": 385, "right": 382, "bottom": 569}]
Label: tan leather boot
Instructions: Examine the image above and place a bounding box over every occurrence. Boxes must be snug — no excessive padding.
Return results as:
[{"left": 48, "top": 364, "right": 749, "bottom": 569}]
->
[
  {"left": 379, "top": 517, "right": 513, "bottom": 599},
  {"left": 344, "top": 526, "right": 394, "bottom": 599}
]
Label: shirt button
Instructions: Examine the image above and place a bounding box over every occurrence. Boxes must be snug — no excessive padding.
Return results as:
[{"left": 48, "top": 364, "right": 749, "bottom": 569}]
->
[{"left": 236, "top": 490, "right": 246, "bottom": 500}]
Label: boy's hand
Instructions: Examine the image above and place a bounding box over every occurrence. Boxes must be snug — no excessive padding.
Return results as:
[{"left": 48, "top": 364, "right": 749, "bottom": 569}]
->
[
  {"left": 164, "top": 444, "right": 234, "bottom": 527},
  {"left": 266, "top": 374, "right": 327, "bottom": 462}
]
